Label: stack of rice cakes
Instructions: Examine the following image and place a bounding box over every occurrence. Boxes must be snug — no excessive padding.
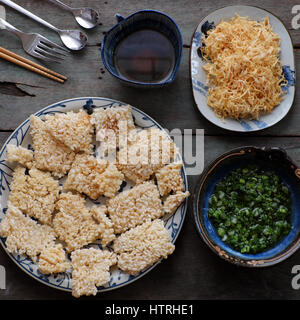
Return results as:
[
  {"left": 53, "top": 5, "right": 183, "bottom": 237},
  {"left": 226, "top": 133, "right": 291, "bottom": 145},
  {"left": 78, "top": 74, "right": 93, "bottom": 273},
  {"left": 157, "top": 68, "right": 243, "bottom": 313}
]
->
[{"left": 0, "top": 105, "right": 189, "bottom": 298}]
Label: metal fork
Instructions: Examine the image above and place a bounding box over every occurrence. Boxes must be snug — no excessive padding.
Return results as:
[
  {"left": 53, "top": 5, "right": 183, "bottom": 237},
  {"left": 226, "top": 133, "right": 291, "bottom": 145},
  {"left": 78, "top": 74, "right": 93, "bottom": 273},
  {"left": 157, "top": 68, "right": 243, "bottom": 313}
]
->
[{"left": 0, "top": 18, "right": 68, "bottom": 62}]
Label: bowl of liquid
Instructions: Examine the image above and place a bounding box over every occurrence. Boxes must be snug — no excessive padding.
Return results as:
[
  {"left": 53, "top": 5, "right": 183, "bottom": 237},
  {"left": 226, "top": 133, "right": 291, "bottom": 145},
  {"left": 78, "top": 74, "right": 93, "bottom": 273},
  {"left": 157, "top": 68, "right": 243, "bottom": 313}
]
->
[{"left": 101, "top": 10, "right": 183, "bottom": 87}]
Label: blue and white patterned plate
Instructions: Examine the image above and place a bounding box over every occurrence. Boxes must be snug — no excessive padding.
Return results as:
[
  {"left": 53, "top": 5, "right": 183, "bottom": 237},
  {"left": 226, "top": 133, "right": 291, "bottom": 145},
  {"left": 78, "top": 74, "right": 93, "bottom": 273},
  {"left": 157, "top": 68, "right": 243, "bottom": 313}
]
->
[
  {"left": 0, "top": 97, "right": 188, "bottom": 294},
  {"left": 190, "top": 5, "right": 296, "bottom": 132}
]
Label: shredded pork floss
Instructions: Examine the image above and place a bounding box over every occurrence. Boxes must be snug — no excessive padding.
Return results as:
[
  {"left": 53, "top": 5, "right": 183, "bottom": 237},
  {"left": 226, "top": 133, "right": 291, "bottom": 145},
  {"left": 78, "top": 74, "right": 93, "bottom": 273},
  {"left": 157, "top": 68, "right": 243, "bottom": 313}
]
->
[{"left": 201, "top": 15, "right": 287, "bottom": 120}]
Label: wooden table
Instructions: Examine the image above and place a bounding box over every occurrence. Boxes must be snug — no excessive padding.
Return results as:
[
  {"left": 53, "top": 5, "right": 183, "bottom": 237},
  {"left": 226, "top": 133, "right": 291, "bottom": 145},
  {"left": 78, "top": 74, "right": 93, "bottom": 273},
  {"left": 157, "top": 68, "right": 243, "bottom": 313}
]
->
[{"left": 0, "top": 0, "right": 299, "bottom": 300}]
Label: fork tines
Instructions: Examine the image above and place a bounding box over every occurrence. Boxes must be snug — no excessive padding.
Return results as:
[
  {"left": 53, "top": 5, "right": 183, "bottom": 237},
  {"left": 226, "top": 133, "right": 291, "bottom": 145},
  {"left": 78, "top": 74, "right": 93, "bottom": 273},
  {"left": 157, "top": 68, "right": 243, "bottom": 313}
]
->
[{"left": 33, "top": 35, "right": 69, "bottom": 63}]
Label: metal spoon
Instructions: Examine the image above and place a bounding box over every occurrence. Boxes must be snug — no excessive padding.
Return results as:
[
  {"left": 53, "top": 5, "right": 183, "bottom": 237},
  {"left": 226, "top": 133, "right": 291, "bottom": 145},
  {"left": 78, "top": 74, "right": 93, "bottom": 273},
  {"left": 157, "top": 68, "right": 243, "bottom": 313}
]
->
[
  {"left": 47, "top": 0, "right": 100, "bottom": 29},
  {"left": 0, "top": 0, "right": 88, "bottom": 51}
]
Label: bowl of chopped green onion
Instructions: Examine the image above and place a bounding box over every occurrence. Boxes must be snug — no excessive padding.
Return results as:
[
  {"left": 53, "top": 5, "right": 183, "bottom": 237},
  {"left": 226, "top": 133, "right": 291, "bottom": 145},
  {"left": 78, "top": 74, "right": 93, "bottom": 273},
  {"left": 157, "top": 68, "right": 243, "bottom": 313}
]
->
[{"left": 193, "top": 146, "right": 300, "bottom": 267}]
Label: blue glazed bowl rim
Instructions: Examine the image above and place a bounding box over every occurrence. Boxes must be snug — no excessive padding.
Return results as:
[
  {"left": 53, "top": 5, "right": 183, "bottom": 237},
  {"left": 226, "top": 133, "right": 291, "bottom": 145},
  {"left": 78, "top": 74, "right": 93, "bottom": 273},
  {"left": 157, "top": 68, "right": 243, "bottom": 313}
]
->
[
  {"left": 192, "top": 146, "right": 300, "bottom": 267},
  {"left": 100, "top": 9, "right": 183, "bottom": 86}
]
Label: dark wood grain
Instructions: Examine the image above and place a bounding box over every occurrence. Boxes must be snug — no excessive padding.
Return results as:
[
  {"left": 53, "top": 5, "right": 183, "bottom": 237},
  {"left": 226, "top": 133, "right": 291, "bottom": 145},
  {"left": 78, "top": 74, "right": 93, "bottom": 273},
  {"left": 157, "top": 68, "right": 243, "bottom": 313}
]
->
[
  {"left": 1, "top": 133, "right": 300, "bottom": 300},
  {"left": 0, "top": 0, "right": 299, "bottom": 134},
  {"left": 0, "top": 0, "right": 300, "bottom": 301},
  {"left": 2, "top": 0, "right": 299, "bottom": 46},
  {"left": 0, "top": 47, "right": 299, "bottom": 135}
]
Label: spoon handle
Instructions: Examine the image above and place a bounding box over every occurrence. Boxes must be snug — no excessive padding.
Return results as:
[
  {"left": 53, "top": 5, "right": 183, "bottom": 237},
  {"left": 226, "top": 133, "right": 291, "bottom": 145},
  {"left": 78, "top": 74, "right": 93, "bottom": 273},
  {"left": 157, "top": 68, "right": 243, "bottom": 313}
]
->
[
  {"left": 46, "top": 0, "right": 72, "bottom": 12},
  {"left": 0, "top": 0, "right": 59, "bottom": 32},
  {"left": 0, "top": 17, "right": 24, "bottom": 37}
]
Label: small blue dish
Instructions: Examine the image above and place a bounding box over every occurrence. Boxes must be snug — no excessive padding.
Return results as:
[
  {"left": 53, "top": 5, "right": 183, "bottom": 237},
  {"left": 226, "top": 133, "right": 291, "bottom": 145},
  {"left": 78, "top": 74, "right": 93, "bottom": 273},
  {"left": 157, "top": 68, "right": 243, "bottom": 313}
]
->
[
  {"left": 101, "top": 10, "right": 183, "bottom": 87},
  {"left": 192, "top": 146, "right": 300, "bottom": 267}
]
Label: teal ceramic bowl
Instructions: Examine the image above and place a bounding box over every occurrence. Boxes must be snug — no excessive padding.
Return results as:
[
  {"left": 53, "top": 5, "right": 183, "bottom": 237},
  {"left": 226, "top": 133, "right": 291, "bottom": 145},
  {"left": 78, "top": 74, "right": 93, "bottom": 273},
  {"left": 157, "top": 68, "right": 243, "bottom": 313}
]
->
[{"left": 193, "top": 146, "right": 300, "bottom": 267}]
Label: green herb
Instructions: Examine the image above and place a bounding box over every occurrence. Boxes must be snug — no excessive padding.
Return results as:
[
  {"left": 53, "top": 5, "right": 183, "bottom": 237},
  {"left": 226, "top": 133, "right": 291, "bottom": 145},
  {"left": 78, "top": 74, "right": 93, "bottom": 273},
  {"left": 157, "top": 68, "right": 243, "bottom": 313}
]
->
[{"left": 208, "top": 165, "right": 292, "bottom": 254}]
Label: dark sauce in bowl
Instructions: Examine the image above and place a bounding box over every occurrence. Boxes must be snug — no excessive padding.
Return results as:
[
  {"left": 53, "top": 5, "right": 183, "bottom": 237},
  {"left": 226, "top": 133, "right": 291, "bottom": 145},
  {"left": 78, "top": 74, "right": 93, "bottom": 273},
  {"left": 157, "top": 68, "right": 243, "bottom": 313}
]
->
[{"left": 114, "top": 29, "right": 176, "bottom": 83}]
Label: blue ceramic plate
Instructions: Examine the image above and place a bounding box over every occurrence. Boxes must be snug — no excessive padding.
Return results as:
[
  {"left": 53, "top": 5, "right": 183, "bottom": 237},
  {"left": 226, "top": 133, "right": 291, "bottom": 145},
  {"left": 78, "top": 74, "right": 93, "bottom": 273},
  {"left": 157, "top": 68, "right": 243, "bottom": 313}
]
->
[
  {"left": 0, "top": 97, "right": 188, "bottom": 292},
  {"left": 193, "top": 146, "right": 300, "bottom": 267},
  {"left": 190, "top": 5, "right": 296, "bottom": 132}
]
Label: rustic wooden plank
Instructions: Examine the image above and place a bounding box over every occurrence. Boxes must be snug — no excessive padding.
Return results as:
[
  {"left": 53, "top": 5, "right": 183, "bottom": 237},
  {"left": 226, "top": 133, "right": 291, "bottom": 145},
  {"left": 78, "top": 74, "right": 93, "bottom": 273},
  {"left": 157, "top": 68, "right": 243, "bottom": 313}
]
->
[
  {"left": 0, "top": 45, "right": 299, "bottom": 135},
  {"left": 0, "top": 0, "right": 298, "bottom": 135},
  {"left": 1, "top": 0, "right": 300, "bottom": 302},
  {"left": 2, "top": 0, "right": 299, "bottom": 47},
  {"left": 1, "top": 135, "right": 300, "bottom": 299},
  {"left": 0, "top": 131, "right": 10, "bottom": 146}
]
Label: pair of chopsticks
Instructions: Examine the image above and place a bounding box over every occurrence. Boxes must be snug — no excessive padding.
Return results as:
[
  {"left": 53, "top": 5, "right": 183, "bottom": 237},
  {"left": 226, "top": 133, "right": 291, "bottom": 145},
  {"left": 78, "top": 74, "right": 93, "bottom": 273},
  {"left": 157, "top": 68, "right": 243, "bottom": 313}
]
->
[{"left": 0, "top": 46, "right": 67, "bottom": 83}]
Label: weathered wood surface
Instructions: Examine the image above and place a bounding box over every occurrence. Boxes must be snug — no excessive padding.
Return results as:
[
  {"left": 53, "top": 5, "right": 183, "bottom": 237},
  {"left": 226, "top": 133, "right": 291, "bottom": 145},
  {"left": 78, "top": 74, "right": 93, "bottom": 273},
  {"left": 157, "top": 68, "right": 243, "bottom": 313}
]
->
[
  {"left": 1, "top": 133, "right": 300, "bottom": 300},
  {"left": 0, "top": 0, "right": 300, "bottom": 300},
  {"left": 0, "top": 0, "right": 299, "bottom": 135}
]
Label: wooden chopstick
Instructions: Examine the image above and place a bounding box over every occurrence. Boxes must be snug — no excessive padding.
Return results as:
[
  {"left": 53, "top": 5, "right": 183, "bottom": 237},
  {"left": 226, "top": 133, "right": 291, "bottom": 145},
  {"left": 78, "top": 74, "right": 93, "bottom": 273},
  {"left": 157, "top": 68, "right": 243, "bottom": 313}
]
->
[{"left": 0, "top": 46, "right": 67, "bottom": 83}]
